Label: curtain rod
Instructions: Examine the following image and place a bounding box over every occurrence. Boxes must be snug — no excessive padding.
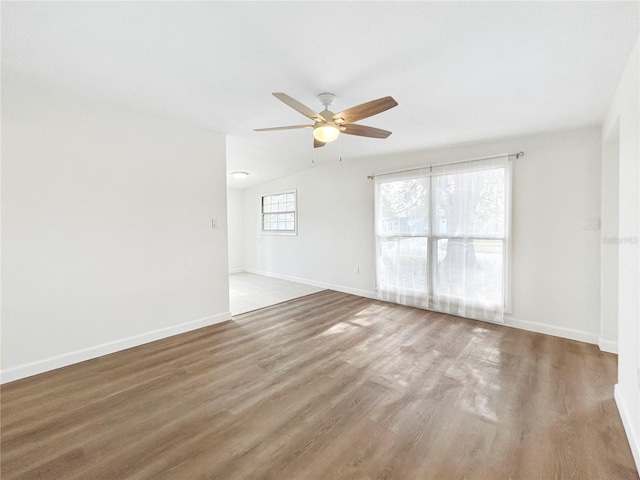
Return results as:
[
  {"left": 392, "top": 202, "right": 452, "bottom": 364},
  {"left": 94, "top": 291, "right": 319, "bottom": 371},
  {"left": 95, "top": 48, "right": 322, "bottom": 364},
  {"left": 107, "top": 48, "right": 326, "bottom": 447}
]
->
[{"left": 367, "top": 151, "right": 524, "bottom": 179}]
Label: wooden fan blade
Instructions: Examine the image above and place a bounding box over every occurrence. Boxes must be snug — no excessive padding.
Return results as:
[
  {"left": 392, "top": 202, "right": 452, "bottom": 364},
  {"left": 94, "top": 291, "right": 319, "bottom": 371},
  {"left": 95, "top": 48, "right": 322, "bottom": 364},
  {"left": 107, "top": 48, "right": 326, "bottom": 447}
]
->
[
  {"left": 341, "top": 124, "right": 392, "bottom": 139},
  {"left": 254, "top": 125, "right": 313, "bottom": 132},
  {"left": 273, "top": 93, "right": 327, "bottom": 122},
  {"left": 333, "top": 96, "right": 397, "bottom": 124},
  {"left": 314, "top": 138, "right": 326, "bottom": 149}
]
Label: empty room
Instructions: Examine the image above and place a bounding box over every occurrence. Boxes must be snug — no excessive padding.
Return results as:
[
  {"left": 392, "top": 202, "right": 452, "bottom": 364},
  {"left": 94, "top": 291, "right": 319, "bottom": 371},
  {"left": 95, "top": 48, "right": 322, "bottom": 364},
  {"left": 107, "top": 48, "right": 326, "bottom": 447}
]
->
[{"left": 1, "top": 2, "right": 639, "bottom": 479}]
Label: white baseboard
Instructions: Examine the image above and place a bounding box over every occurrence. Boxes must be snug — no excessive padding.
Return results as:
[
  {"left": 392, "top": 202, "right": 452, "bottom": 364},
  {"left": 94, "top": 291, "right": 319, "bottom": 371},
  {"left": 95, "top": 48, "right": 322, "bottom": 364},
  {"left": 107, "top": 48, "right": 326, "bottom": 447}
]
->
[
  {"left": 0, "top": 311, "right": 232, "bottom": 384},
  {"left": 615, "top": 384, "right": 640, "bottom": 473},
  {"left": 244, "top": 268, "right": 378, "bottom": 300},
  {"left": 503, "top": 315, "right": 599, "bottom": 345},
  {"left": 229, "top": 268, "right": 245, "bottom": 274},
  {"left": 598, "top": 337, "right": 619, "bottom": 354},
  {"left": 244, "top": 269, "right": 601, "bottom": 346}
]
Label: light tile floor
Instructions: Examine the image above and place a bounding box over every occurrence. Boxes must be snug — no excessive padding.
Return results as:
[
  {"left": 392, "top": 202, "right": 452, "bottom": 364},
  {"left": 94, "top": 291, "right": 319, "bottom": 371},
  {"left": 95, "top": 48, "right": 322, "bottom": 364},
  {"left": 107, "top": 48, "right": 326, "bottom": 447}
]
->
[{"left": 229, "top": 272, "right": 326, "bottom": 316}]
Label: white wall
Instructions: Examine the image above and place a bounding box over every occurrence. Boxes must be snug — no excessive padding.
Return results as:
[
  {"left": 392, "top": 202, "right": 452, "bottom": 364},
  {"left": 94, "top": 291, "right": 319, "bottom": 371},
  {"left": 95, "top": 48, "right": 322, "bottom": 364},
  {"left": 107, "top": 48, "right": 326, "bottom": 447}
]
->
[
  {"left": 227, "top": 187, "right": 245, "bottom": 273},
  {"left": 244, "top": 127, "right": 603, "bottom": 344},
  {"left": 603, "top": 37, "right": 640, "bottom": 472},
  {"left": 601, "top": 121, "right": 620, "bottom": 353},
  {"left": 1, "top": 79, "right": 231, "bottom": 382}
]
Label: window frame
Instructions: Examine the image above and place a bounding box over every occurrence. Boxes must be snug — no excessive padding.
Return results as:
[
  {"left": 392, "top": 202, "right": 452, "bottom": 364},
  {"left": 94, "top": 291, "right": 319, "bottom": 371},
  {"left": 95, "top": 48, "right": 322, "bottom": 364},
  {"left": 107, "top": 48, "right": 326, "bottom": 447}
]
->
[{"left": 261, "top": 189, "right": 297, "bottom": 236}]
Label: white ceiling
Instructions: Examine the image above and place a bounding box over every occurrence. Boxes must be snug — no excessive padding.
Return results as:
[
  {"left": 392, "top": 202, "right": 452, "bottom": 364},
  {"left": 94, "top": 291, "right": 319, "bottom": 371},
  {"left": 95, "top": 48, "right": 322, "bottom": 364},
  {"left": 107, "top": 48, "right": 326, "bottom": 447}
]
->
[{"left": 3, "top": 1, "right": 638, "bottom": 189}]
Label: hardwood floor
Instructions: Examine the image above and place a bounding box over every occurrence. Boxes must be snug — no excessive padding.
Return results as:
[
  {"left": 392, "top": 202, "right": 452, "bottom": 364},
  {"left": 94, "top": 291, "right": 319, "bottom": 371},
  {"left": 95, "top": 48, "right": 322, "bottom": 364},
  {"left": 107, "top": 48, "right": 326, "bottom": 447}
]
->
[{"left": 1, "top": 290, "right": 638, "bottom": 479}]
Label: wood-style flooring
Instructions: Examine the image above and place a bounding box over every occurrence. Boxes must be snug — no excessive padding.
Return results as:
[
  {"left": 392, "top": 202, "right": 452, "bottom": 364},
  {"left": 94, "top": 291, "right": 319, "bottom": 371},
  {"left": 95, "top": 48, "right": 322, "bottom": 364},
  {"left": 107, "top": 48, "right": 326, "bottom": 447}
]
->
[{"left": 1, "top": 290, "right": 638, "bottom": 479}]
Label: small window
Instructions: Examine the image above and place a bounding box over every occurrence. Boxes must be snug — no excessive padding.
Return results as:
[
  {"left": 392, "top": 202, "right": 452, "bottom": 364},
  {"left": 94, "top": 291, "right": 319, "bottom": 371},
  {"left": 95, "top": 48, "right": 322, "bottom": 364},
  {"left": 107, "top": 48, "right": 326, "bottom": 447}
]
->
[{"left": 262, "top": 190, "right": 297, "bottom": 235}]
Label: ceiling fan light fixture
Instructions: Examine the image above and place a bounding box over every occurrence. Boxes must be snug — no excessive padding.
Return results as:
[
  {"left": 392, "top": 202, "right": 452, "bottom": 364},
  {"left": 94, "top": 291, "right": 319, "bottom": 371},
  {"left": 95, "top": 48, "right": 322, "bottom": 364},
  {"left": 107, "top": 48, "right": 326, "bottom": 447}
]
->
[
  {"left": 231, "top": 171, "right": 249, "bottom": 179},
  {"left": 312, "top": 123, "right": 340, "bottom": 143}
]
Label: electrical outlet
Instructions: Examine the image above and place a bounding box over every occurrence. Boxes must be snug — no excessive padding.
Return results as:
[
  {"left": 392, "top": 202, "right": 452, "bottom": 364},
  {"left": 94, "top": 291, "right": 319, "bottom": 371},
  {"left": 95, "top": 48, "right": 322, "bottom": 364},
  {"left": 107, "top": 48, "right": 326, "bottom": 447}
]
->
[
  {"left": 583, "top": 217, "right": 601, "bottom": 230},
  {"left": 212, "top": 219, "right": 219, "bottom": 229},
  {"left": 354, "top": 266, "right": 359, "bottom": 275}
]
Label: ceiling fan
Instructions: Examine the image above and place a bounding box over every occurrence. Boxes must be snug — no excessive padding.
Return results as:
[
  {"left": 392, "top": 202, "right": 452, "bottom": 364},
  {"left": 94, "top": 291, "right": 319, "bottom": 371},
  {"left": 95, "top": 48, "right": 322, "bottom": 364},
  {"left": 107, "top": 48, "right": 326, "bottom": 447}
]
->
[{"left": 254, "top": 92, "right": 398, "bottom": 148}]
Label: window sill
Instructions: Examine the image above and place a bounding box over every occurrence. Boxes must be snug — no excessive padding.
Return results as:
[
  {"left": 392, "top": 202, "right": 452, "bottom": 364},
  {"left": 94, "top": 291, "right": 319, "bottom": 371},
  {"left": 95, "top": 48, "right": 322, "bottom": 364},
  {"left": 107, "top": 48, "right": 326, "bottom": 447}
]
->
[{"left": 261, "top": 231, "right": 297, "bottom": 236}]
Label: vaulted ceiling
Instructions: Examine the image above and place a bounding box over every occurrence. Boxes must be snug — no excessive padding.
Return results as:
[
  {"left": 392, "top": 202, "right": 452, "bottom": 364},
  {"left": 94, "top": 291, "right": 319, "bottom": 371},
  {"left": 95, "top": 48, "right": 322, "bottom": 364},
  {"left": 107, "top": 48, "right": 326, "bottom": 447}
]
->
[{"left": 3, "top": 2, "right": 638, "bottom": 188}]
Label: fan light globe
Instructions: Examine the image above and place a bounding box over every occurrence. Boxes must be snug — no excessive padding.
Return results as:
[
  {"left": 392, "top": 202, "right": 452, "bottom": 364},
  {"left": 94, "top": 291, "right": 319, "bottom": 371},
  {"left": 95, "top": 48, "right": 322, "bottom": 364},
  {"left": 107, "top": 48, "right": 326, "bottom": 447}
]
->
[{"left": 313, "top": 123, "right": 340, "bottom": 143}]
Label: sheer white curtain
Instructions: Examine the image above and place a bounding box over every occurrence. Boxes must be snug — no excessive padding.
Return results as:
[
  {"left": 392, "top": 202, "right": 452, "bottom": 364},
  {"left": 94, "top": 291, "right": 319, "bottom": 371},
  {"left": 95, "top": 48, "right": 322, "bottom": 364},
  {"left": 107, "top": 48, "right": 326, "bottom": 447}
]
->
[
  {"left": 375, "top": 168, "right": 431, "bottom": 309},
  {"left": 374, "top": 156, "right": 511, "bottom": 323},
  {"left": 431, "top": 156, "right": 510, "bottom": 322}
]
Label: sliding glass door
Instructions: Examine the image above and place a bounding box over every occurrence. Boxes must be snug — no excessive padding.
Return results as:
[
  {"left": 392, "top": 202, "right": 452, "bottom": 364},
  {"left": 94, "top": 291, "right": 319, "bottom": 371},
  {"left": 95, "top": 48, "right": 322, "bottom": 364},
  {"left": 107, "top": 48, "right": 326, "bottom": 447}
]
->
[{"left": 375, "top": 157, "right": 511, "bottom": 322}]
